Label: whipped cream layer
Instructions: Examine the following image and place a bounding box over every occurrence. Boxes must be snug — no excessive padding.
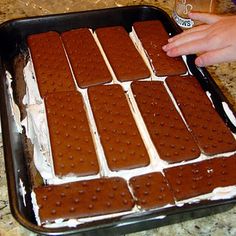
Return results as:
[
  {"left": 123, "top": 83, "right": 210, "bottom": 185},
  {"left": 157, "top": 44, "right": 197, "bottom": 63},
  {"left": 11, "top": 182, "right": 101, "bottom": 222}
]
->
[
  {"left": 5, "top": 71, "right": 23, "bottom": 133},
  {"left": 176, "top": 185, "right": 236, "bottom": 206}
]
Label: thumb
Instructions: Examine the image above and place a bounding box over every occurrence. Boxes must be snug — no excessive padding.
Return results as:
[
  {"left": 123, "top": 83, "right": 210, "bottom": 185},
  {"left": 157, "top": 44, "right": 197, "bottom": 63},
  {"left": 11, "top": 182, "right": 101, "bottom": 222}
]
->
[{"left": 188, "top": 12, "right": 222, "bottom": 24}]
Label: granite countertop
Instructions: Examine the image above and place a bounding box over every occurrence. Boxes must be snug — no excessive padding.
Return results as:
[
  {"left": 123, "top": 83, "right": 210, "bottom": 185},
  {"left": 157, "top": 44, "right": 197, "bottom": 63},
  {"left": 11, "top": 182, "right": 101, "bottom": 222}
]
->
[{"left": 0, "top": 0, "right": 236, "bottom": 235}]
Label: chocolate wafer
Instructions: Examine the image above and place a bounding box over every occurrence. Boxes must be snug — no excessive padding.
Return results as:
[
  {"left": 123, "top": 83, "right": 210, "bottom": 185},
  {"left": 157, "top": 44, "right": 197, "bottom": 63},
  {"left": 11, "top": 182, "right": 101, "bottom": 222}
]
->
[
  {"left": 95, "top": 26, "right": 150, "bottom": 82},
  {"left": 133, "top": 20, "right": 187, "bottom": 76},
  {"left": 166, "top": 76, "right": 236, "bottom": 155},
  {"left": 45, "top": 91, "right": 99, "bottom": 177},
  {"left": 164, "top": 154, "right": 236, "bottom": 201},
  {"left": 131, "top": 81, "right": 200, "bottom": 163},
  {"left": 88, "top": 84, "right": 150, "bottom": 171},
  {"left": 34, "top": 177, "right": 134, "bottom": 224},
  {"left": 129, "top": 172, "right": 175, "bottom": 209},
  {"left": 61, "top": 28, "right": 112, "bottom": 88},
  {"left": 27, "top": 31, "right": 75, "bottom": 97}
]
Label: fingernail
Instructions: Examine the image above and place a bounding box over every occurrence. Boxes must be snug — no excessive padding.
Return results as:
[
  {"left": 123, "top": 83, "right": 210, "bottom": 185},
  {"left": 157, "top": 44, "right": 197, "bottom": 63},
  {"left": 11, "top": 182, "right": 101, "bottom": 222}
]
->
[
  {"left": 168, "top": 38, "right": 173, "bottom": 42},
  {"left": 162, "top": 45, "right": 167, "bottom": 51},
  {"left": 166, "top": 50, "right": 172, "bottom": 56},
  {"left": 196, "top": 58, "right": 204, "bottom": 67}
]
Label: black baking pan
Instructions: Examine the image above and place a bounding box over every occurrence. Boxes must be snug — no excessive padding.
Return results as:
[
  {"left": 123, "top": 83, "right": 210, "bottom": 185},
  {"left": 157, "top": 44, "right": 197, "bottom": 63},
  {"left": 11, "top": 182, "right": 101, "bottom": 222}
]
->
[{"left": 0, "top": 5, "right": 236, "bottom": 236}]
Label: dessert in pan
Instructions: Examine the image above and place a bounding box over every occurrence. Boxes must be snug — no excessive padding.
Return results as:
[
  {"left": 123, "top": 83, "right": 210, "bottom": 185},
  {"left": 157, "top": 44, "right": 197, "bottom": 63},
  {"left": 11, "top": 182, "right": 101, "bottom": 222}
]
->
[{"left": 7, "top": 16, "right": 236, "bottom": 228}]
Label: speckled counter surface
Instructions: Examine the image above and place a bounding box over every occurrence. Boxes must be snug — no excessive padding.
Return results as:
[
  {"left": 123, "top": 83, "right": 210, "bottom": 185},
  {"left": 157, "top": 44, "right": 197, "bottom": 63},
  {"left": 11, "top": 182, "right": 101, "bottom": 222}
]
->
[{"left": 0, "top": 1, "right": 236, "bottom": 235}]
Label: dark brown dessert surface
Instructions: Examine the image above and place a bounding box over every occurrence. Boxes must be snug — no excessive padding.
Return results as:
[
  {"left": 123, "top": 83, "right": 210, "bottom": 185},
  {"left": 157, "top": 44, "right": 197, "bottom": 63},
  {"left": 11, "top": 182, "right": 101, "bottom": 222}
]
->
[
  {"left": 129, "top": 172, "right": 175, "bottom": 209},
  {"left": 27, "top": 31, "right": 75, "bottom": 97},
  {"left": 131, "top": 81, "right": 200, "bottom": 163},
  {"left": 164, "top": 154, "right": 236, "bottom": 201},
  {"left": 166, "top": 75, "right": 236, "bottom": 155},
  {"left": 96, "top": 26, "right": 150, "bottom": 82},
  {"left": 61, "top": 28, "right": 112, "bottom": 88},
  {"left": 133, "top": 20, "right": 187, "bottom": 76},
  {"left": 34, "top": 177, "right": 134, "bottom": 224},
  {"left": 88, "top": 84, "right": 150, "bottom": 171},
  {"left": 45, "top": 91, "right": 99, "bottom": 177}
]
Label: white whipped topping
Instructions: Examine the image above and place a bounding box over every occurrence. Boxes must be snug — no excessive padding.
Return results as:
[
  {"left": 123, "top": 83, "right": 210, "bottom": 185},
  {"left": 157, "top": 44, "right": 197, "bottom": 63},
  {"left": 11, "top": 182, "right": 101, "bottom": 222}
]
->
[
  {"left": 5, "top": 71, "right": 22, "bottom": 133},
  {"left": 206, "top": 91, "right": 215, "bottom": 107},
  {"left": 177, "top": 185, "right": 236, "bottom": 205},
  {"left": 222, "top": 101, "right": 236, "bottom": 127},
  {"left": 44, "top": 210, "right": 135, "bottom": 228},
  {"left": 31, "top": 191, "right": 41, "bottom": 225},
  {"left": 23, "top": 60, "right": 42, "bottom": 105},
  {"left": 211, "top": 186, "right": 236, "bottom": 200},
  {"left": 92, "top": 30, "right": 119, "bottom": 83},
  {"left": 129, "top": 29, "right": 163, "bottom": 81},
  {"left": 19, "top": 178, "right": 27, "bottom": 207},
  {"left": 181, "top": 55, "right": 192, "bottom": 76},
  {"left": 42, "top": 204, "right": 171, "bottom": 228},
  {"left": 21, "top": 103, "right": 53, "bottom": 180}
]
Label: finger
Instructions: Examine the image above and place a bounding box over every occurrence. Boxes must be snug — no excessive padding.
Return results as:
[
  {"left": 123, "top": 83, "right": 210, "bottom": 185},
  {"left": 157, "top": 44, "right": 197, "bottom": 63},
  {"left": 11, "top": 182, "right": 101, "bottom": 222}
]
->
[
  {"left": 166, "top": 38, "right": 211, "bottom": 57},
  {"left": 195, "top": 47, "right": 232, "bottom": 67},
  {"left": 168, "top": 24, "right": 209, "bottom": 43},
  {"left": 163, "top": 30, "right": 208, "bottom": 51},
  {"left": 188, "top": 12, "right": 222, "bottom": 24}
]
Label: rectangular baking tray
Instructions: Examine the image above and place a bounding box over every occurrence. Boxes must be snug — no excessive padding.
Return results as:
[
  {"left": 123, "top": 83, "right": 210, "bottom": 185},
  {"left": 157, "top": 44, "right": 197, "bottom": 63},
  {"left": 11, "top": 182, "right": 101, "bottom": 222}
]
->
[{"left": 0, "top": 5, "right": 236, "bottom": 236}]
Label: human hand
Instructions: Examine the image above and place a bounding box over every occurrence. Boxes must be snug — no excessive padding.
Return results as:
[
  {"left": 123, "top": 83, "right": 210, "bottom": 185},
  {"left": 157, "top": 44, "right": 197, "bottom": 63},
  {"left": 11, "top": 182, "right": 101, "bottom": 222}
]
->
[{"left": 162, "top": 13, "right": 236, "bottom": 67}]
